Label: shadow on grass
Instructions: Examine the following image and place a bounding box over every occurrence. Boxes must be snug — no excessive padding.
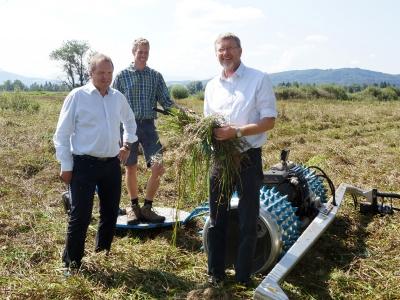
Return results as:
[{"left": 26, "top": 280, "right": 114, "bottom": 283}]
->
[
  {"left": 81, "top": 264, "right": 196, "bottom": 299},
  {"left": 115, "top": 219, "right": 204, "bottom": 253},
  {"left": 281, "top": 212, "right": 374, "bottom": 299}
]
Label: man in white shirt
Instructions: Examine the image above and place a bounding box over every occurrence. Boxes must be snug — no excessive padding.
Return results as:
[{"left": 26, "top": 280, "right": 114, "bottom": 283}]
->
[
  {"left": 53, "top": 53, "right": 137, "bottom": 271},
  {"left": 204, "top": 33, "right": 277, "bottom": 286}
]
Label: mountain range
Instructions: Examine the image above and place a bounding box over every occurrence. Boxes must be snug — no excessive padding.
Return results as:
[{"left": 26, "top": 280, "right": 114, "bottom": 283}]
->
[
  {"left": 1, "top": 67, "right": 399, "bottom": 87},
  {"left": 268, "top": 68, "right": 400, "bottom": 86},
  {"left": 0, "top": 69, "right": 53, "bottom": 86}
]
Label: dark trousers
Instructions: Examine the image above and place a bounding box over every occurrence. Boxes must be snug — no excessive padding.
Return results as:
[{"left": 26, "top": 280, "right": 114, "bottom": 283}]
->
[
  {"left": 207, "top": 148, "right": 263, "bottom": 282},
  {"left": 62, "top": 156, "right": 121, "bottom": 266}
]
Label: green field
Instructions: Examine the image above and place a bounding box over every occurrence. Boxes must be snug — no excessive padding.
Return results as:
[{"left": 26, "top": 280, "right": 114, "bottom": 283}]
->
[{"left": 0, "top": 92, "right": 399, "bottom": 299}]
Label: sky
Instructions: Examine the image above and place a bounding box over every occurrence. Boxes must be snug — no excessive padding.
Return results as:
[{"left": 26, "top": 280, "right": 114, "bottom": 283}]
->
[{"left": 0, "top": 0, "right": 399, "bottom": 81}]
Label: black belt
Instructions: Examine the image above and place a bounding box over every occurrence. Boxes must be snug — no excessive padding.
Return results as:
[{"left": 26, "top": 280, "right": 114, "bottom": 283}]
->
[
  {"left": 245, "top": 147, "right": 261, "bottom": 154},
  {"left": 73, "top": 154, "right": 117, "bottom": 162}
]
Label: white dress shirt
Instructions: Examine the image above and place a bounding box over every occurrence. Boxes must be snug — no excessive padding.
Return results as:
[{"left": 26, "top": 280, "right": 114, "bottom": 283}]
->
[
  {"left": 53, "top": 82, "right": 138, "bottom": 171},
  {"left": 204, "top": 63, "right": 277, "bottom": 150}
]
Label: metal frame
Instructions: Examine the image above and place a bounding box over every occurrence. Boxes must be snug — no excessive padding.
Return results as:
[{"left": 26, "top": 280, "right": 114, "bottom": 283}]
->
[{"left": 254, "top": 183, "right": 361, "bottom": 300}]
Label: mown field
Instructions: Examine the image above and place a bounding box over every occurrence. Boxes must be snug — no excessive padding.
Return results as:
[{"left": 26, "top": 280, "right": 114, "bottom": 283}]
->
[{"left": 0, "top": 91, "right": 399, "bottom": 299}]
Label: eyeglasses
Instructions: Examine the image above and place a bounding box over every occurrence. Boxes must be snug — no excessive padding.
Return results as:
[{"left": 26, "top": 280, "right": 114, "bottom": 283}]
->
[{"left": 216, "top": 46, "right": 240, "bottom": 54}]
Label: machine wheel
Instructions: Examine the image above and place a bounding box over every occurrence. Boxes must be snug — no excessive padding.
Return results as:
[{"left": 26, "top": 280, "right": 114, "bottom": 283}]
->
[
  {"left": 291, "top": 165, "right": 328, "bottom": 203},
  {"left": 202, "top": 187, "right": 301, "bottom": 274}
]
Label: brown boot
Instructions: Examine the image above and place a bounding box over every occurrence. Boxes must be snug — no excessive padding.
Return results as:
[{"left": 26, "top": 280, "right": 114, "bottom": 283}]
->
[
  {"left": 140, "top": 205, "right": 165, "bottom": 223},
  {"left": 126, "top": 204, "right": 141, "bottom": 225}
]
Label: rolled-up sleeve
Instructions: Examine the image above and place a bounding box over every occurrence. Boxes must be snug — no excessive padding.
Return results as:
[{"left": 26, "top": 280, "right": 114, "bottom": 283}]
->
[
  {"left": 53, "top": 93, "right": 76, "bottom": 171},
  {"left": 256, "top": 74, "right": 277, "bottom": 119},
  {"left": 120, "top": 95, "right": 138, "bottom": 144}
]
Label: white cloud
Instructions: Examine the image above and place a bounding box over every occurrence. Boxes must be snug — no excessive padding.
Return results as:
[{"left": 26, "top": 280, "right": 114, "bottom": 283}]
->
[
  {"left": 269, "top": 44, "right": 316, "bottom": 72},
  {"left": 275, "top": 32, "right": 287, "bottom": 40},
  {"left": 305, "top": 34, "right": 329, "bottom": 43},
  {"left": 155, "top": 0, "right": 266, "bottom": 79},
  {"left": 2, "top": 0, "right": 397, "bottom": 80},
  {"left": 176, "top": 0, "right": 264, "bottom": 26},
  {"left": 248, "top": 43, "right": 279, "bottom": 56},
  {"left": 0, "top": 0, "right": 164, "bottom": 78}
]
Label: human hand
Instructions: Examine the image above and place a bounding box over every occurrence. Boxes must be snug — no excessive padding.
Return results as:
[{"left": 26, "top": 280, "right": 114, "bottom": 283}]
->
[
  {"left": 118, "top": 147, "right": 130, "bottom": 165},
  {"left": 60, "top": 171, "right": 72, "bottom": 184},
  {"left": 213, "top": 126, "right": 236, "bottom": 141}
]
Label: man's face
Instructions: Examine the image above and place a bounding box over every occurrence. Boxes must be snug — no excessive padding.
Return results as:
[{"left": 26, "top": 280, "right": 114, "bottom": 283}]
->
[
  {"left": 215, "top": 38, "right": 242, "bottom": 72},
  {"left": 133, "top": 44, "right": 149, "bottom": 68},
  {"left": 91, "top": 60, "right": 113, "bottom": 91}
]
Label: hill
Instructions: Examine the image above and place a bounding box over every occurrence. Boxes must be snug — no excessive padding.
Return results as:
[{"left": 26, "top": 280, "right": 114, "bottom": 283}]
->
[
  {"left": 269, "top": 68, "right": 400, "bottom": 86},
  {"left": 2, "top": 67, "right": 400, "bottom": 88},
  {"left": 167, "top": 68, "right": 400, "bottom": 87},
  {"left": 0, "top": 69, "right": 51, "bottom": 86}
]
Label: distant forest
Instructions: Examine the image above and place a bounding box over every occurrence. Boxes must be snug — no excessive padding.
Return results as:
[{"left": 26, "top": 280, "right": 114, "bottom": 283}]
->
[
  {"left": 274, "top": 81, "right": 400, "bottom": 101},
  {"left": 1, "top": 79, "right": 399, "bottom": 101},
  {"left": 0, "top": 80, "right": 69, "bottom": 92}
]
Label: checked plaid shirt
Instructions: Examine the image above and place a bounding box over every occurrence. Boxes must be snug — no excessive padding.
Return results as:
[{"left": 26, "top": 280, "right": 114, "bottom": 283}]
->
[{"left": 113, "top": 64, "right": 173, "bottom": 120}]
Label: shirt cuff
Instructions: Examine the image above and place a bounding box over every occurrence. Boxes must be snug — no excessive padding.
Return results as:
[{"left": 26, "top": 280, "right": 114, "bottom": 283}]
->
[
  {"left": 61, "top": 159, "right": 73, "bottom": 172},
  {"left": 123, "top": 134, "right": 138, "bottom": 144}
]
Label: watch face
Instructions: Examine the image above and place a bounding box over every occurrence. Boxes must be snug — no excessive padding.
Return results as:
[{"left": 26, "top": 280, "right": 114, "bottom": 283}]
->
[{"left": 236, "top": 128, "right": 242, "bottom": 138}]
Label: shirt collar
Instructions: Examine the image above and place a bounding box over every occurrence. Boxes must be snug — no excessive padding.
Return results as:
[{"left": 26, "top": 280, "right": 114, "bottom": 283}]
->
[
  {"left": 220, "top": 62, "right": 245, "bottom": 80},
  {"left": 86, "top": 81, "right": 111, "bottom": 95},
  {"left": 128, "top": 63, "right": 149, "bottom": 72}
]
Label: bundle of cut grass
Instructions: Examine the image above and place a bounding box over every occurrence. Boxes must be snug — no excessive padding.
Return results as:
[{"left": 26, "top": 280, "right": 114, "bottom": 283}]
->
[{"left": 158, "top": 107, "right": 248, "bottom": 208}]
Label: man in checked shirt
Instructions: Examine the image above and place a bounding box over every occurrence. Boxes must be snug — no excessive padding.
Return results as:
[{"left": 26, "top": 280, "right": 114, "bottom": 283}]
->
[{"left": 113, "top": 38, "right": 176, "bottom": 224}]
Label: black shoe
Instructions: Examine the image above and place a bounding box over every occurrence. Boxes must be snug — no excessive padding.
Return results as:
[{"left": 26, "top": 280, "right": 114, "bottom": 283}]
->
[
  {"left": 63, "top": 261, "right": 81, "bottom": 277},
  {"left": 126, "top": 204, "right": 141, "bottom": 225},
  {"left": 118, "top": 207, "right": 126, "bottom": 215},
  {"left": 140, "top": 205, "right": 166, "bottom": 223}
]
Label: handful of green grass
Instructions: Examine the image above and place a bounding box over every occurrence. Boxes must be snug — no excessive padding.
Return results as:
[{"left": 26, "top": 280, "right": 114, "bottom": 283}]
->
[{"left": 159, "top": 107, "right": 248, "bottom": 208}]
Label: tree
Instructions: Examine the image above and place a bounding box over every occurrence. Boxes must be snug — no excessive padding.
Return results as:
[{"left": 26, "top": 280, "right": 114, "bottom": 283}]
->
[
  {"left": 186, "top": 80, "right": 203, "bottom": 94},
  {"left": 12, "top": 80, "right": 26, "bottom": 91},
  {"left": 50, "top": 40, "right": 92, "bottom": 88},
  {"left": 2, "top": 80, "right": 13, "bottom": 91}
]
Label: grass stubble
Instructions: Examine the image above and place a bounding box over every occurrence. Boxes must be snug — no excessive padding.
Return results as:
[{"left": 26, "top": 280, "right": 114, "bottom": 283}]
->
[{"left": 0, "top": 93, "right": 399, "bottom": 299}]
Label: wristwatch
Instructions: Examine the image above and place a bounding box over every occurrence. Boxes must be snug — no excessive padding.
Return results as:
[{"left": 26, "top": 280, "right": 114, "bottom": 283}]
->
[
  {"left": 235, "top": 128, "right": 243, "bottom": 138},
  {"left": 122, "top": 142, "right": 132, "bottom": 151}
]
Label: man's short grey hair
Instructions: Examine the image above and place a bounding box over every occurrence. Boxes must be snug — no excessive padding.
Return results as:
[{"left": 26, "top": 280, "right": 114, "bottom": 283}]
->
[
  {"left": 89, "top": 53, "right": 114, "bottom": 73},
  {"left": 132, "top": 37, "right": 150, "bottom": 53},
  {"left": 214, "top": 32, "right": 241, "bottom": 50}
]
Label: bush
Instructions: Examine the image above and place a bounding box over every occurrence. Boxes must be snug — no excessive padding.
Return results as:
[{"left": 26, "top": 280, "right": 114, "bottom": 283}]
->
[
  {"left": 351, "top": 86, "right": 399, "bottom": 101},
  {"left": 170, "top": 85, "right": 189, "bottom": 100},
  {"left": 275, "top": 86, "right": 306, "bottom": 100},
  {"left": 320, "top": 85, "right": 349, "bottom": 100},
  {"left": 0, "top": 92, "right": 40, "bottom": 113},
  {"left": 186, "top": 81, "right": 204, "bottom": 95},
  {"left": 276, "top": 84, "right": 350, "bottom": 100},
  {"left": 389, "top": 86, "right": 400, "bottom": 97},
  {"left": 380, "top": 87, "right": 398, "bottom": 100},
  {"left": 193, "top": 91, "right": 204, "bottom": 101},
  {"left": 300, "top": 85, "right": 328, "bottom": 99}
]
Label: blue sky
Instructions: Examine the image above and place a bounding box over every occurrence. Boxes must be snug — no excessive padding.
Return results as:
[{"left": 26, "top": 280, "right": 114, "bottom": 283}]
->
[{"left": 0, "top": 0, "right": 399, "bottom": 81}]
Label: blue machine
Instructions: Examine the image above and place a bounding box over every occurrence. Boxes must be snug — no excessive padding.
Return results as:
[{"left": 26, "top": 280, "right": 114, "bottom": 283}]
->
[{"left": 115, "top": 204, "right": 209, "bottom": 230}]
